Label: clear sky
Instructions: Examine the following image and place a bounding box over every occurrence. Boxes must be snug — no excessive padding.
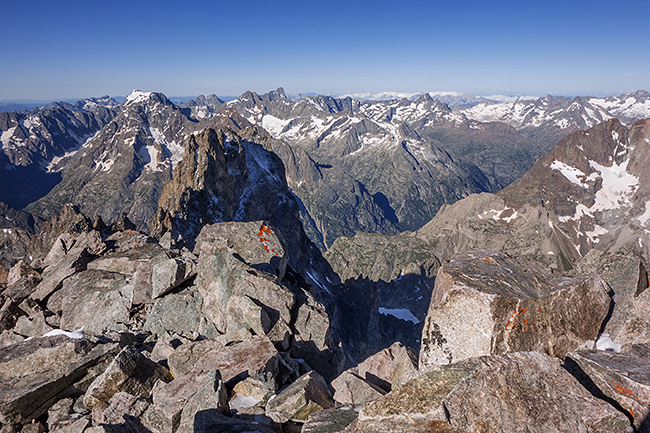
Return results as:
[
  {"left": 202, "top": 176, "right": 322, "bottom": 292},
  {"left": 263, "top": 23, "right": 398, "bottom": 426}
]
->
[{"left": 1, "top": 0, "right": 648, "bottom": 101}]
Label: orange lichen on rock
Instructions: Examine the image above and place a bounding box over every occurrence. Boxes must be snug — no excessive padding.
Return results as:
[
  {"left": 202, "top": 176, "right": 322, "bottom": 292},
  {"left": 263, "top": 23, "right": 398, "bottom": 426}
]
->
[
  {"left": 610, "top": 379, "right": 650, "bottom": 404},
  {"left": 504, "top": 306, "right": 539, "bottom": 332},
  {"left": 256, "top": 224, "right": 279, "bottom": 256}
]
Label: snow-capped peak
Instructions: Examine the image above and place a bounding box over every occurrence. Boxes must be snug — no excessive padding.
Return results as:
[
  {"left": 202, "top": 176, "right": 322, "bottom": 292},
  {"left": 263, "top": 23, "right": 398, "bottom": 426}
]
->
[{"left": 125, "top": 90, "right": 153, "bottom": 105}]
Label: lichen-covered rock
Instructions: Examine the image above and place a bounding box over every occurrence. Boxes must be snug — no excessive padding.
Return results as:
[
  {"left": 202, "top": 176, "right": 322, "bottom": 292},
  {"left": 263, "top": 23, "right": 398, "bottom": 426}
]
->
[
  {"left": 83, "top": 346, "right": 172, "bottom": 420},
  {"left": 0, "top": 335, "right": 118, "bottom": 425},
  {"left": 353, "top": 351, "right": 631, "bottom": 433},
  {"left": 265, "top": 371, "right": 334, "bottom": 423},
  {"left": 566, "top": 344, "right": 650, "bottom": 431},
  {"left": 55, "top": 270, "right": 134, "bottom": 334},
  {"left": 175, "top": 409, "right": 279, "bottom": 433},
  {"left": 143, "top": 286, "right": 206, "bottom": 340},
  {"left": 195, "top": 241, "right": 294, "bottom": 341},
  {"left": 193, "top": 221, "right": 286, "bottom": 276},
  {"left": 151, "top": 252, "right": 196, "bottom": 299},
  {"left": 99, "top": 392, "right": 149, "bottom": 426},
  {"left": 6, "top": 260, "right": 40, "bottom": 287},
  {"left": 30, "top": 246, "right": 91, "bottom": 302},
  {"left": 420, "top": 250, "right": 610, "bottom": 368},
  {"left": 13, "top": 311, "right": 53, "bottom": 338},
  {"left": 303, "top": 407, "right": 358, "bottom": 433},
  {"left": 86, "top": 244, "right": 170, "bottom": 305}
]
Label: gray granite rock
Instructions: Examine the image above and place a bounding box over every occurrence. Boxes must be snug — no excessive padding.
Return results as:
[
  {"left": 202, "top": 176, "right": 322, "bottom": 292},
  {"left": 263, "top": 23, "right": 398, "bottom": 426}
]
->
[
  {"left": 265, "top": 371, "right": 334, "bottom": 423},
  {"left": 83, "top": 346, "right": 172, "bottom": 421},
  {"left": 0, "top": 335, "right": 118, "bottom": 424},
  {"left": 420, "top": 250, "right": 610, "bottom": 368}
]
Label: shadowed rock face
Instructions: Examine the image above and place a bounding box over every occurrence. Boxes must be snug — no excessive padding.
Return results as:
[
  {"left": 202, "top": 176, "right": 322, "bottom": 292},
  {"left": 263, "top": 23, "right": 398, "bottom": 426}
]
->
[
  {"left": 566, "top": 344, "right": 650, "bottom": 431},
  {"left": 150, "top": 127, "right": 296, "bottom": 249},
  {"left": 419, "top": 250, "right": 611, "bottom": 368},
  {"left": 149, "top": 127, "right": 338, "bottom": 288}
]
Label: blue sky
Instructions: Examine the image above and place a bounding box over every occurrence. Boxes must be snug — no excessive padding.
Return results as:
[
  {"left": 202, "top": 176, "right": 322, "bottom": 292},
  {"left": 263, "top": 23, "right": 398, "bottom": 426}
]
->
[{"left": 1, "top": 0, "right": 648, "bottom": 100}]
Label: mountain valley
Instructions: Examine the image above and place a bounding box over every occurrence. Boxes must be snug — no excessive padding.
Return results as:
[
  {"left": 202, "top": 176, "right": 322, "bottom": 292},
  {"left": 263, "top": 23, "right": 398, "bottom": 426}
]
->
[{"left": 0, "top": 88, "right": 649, "bottom": 432}]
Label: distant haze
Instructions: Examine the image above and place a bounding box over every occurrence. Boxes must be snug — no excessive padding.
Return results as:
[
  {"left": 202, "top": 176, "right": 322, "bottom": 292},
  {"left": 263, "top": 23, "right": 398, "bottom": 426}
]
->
[{"left": 1, "top": 0, "right": 648, "bottom": 100}]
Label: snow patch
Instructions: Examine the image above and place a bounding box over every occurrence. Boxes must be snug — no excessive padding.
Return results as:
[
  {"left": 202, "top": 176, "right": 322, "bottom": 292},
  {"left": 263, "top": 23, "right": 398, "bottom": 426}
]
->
[
  {"left": 595, "top": 333, "right": 621, "bottom": 353},
  {"left": 150, "top": 127, "right": 184, "bottom": 169},
  {"left": 42, "top": 328, "right": 85, "bottom": 339},
  {"left": 585, "top": 225, "right": 608, "bottom": 243},
  {"left": 589, "top": 159, "right": 639, "bottom": 211},
  {"left": 95, "top": 158, "right": 115, "bottom": 172},
  {"left": 1, "top": 127, "right": 16, "bottom": 148},
  {"left": 549, "top": 160, "right": 592, "bottom": 188},
  {"left": 378, "top": 307, "right": 420, "bottom": 324},
  {"left": 230, "top": 393, "right": 260, "bottom": 410},
  {"left": 306, "top": 269, "right": 330, "bottom": 294},
  {"left": 261, "top": 115, "right": 291, "bottom": 137},
  {"left": 125, "top": 90, "right": 153, "bottom": 105},
  {"left": 637, "top": 202, "right": 650, "bottom": 226}
]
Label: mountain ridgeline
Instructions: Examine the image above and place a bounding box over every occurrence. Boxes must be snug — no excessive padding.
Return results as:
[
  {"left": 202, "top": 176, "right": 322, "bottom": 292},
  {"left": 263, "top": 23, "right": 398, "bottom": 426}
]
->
[
  {"left": 0, "top": 88, "right": 650, "bottom": 432},
  {"left": 1, "top": 88, "right": 649, "bottom": 250}
]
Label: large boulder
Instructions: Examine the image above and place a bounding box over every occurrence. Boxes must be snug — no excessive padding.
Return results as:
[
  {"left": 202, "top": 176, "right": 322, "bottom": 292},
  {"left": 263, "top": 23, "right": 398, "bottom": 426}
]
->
[
  {"left": 30, "top": 247, "right": 91, "bottom": 302},
  {"left": 331, "top": 370, "right": 386, "bottom": 406},
  {"left": 566, "top": 344, "right": 650, "bottom": 431},
  {"left": 265, "top": 371, "right": 334, "bottom": 423},
  {"left": 0, "top": 335, "right": 119, "bottom": 425},
  {"left": 143, "top": 286, "right": 207, "bottom": 340},
  {"left": 195, "top": 240, "right": 294, "bottom": 343},
  {"left": 193, "top": 221, "right": 286, "bottom": 277},
  {"left": 167, "top": 336, "right": 278, "bottom": 385},
  {"left": 86, "top": 244, "right": 173, "bottom": 305},
  {"left": 356, "top": 342, "right": 419, "bottom": 391},
  {"left": 574, "top": 247, "right": 650, "bottom": 346},
  {"left": 144, "top": 369, "right": 228, "bottom": 433},
  {"left": 420, "top": 250, "right": 610, "bottom": 368},
  {"left": 332, "top": 342, "right": 418, "bottom": 406},
  {"left": 53, "top": 270, "right": 134, "bottom": 334},
  {"left": 351, "top": 351, "right": 631, "bottom": 433},
  {"left": 303, "top": 408, "right": 358, "bottom": 433},
  {"left": 83, "top": 346, "right": 172, "bottom": 420}
]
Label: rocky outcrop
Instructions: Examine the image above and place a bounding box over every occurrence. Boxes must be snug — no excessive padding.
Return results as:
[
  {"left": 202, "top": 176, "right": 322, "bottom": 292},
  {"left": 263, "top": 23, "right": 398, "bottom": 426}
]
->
[
  {"left": 150, "top": 127, "right": 296, "bottom": 249},
  {"left": 167, "top": 337, "right": 279, "bottom": 384},
  {"left": 574, "top": 247, "right": 650, "bottom": 346},
  {"left": 331, "top": 371, "right": 386, "bottom": 406},
  {"left": 144, "top": 369, "right": 228, "bottom": 433},
  {"left": 566, "top": 344, "right": 650, "bottom": 431},
  {"left": 350, "top": 351, "right": 631, "bottom": 433},
  {"left": 420, "top": 250, "right": 610, "bottom": 368},
  {"left": 193, "top": 221, "right": 344, "bottom": 380},
  {"left": 0, "top": 335, "right": 119, "bottom": 425}
]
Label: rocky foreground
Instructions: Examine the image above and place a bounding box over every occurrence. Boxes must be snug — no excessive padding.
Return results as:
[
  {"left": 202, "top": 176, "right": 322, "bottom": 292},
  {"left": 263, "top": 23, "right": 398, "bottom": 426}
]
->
[{"left": 0, "top": 211, "right": 648, "bottom": 432}]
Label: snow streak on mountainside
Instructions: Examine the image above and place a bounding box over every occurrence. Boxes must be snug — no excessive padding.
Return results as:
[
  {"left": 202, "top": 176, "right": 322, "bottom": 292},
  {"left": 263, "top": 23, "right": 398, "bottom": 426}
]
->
[
  {"left": 408, "top": 118, "right": 650, "bottom": 272},
  {"left": 183, "top": 88, "right": 650, "bottom": 249},
  {"left": 461, "top": 90, "right": 650, "bottom": 157},
  {"left": 215, "top": 89, "right": 498, "bottom": 248},
  {"left": 1, "top": 88, "right": 650, "bottom": 250},
  {"left": 0, "top": 97, "right": 118, "bottom": 208},
  {"left": 24, "top": 91, "right": 245, "bottom": 229}
]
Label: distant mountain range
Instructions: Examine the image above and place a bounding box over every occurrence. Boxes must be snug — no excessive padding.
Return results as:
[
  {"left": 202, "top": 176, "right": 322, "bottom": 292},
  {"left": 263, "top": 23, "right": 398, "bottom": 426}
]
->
[{"left": 0, "top": 88, "right": 649, "bottom": 251}]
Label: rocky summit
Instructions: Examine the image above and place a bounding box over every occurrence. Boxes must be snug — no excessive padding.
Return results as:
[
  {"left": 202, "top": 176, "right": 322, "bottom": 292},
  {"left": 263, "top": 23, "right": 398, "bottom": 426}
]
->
[{"left": 0, "top": 88, "right": 649, "bottom": 432}]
